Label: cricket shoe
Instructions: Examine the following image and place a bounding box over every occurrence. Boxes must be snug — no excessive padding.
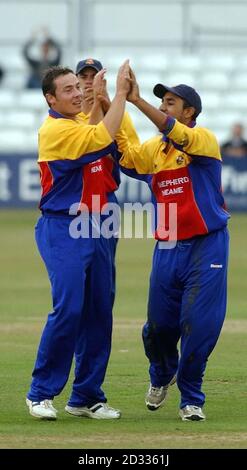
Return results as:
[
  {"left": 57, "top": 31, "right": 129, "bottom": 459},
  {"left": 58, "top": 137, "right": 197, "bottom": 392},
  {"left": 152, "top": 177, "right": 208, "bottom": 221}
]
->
[
  {"left": 145, "top": 375, "right": 176, "bottom": 411},
  {"left": 26, "top": 398, "right": 57, "bottom": 420},
  {"left": 65, "top": 402, "right": 121, "bottom": 420},
  {"left": 179, "top": 405, "right": 206, "bottom": 421}
]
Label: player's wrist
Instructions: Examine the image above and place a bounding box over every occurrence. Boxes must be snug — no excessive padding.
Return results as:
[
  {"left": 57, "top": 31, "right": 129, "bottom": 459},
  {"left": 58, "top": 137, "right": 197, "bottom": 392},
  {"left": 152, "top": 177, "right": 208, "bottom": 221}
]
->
[
  {"left": 115, "top": 90, "right": 128, "bottom": 99},
  {"left": 132, "top": 95, "right": 142, "bottom": 106}
]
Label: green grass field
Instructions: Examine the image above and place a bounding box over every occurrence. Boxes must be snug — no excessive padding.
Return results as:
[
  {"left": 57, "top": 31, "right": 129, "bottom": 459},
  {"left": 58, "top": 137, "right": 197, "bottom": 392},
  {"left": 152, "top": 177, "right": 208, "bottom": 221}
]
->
[{"left": 0, "top": 210, "right": 246, "bottom": 449}]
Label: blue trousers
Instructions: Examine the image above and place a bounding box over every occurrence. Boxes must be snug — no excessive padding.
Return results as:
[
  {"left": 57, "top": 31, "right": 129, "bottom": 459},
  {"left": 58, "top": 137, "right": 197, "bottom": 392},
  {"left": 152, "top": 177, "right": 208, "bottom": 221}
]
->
[
  {"left": 108, "top": 236, "right": 118, "bottom": 308},
  {"left": 103, "top": 191, "right": 119, "bottom": 308},
  {"left": 72, "top": 235, "right": 118, "bottom": 407},
  {"left": 142, "top": 228, "right": 229, "bottom": 409},
  {"left": 27, "top": 214, "right": 113, "bottom": 406},
  {"left": 72, "top": 196, "right": 119, "bottom": 406}
]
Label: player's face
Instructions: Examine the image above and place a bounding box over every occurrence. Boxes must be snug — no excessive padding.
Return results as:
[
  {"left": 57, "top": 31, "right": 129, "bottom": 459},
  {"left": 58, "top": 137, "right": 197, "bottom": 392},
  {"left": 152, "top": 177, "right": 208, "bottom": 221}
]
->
[
  {"left": 47, "top": 73, "right": 83, "bottom": 117},
  {"left": 159, "top": 92, "right": 193, "bottom": 124},
  {"left": 77, "top": 67, "right": 98, "bottom": 90}
]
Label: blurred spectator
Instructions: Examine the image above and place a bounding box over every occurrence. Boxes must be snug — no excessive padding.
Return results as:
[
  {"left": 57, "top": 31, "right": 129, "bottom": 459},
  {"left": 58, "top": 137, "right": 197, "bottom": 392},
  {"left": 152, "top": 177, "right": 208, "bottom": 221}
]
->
[
  {"left": 23, "top": 28, "right": 61, "bottom": 89},
  {"left": 221, "top": 123, "right": 247, "bottom": 158},
  {"left": 0, "top": 65, "right": 4, "bottom": 84}
]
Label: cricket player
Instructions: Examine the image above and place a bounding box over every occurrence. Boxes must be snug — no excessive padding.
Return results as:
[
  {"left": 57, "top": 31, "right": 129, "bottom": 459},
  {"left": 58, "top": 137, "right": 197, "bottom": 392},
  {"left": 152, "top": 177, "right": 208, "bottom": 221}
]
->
[
  {"left": 68, "top": 58, "right": 143, "bottom": 417},
  {"left": 118, "top": 70, "right": 230, "bottom": 421},
  {"left": 75, "top": 57, "right": 140, "bottom": 307},
  {"left": 26, "top": 62, "right": 131, "bottom": 420}
]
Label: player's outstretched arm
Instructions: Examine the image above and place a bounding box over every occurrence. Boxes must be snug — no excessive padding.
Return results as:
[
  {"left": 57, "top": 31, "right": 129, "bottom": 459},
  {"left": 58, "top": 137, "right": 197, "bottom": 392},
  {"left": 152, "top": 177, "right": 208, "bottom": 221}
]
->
[
  {"left": 127, "top": 67, "right": 169, "bottom": 132},
  {"left": 102, "top": 60, "right": 131, "bottom": 139}
]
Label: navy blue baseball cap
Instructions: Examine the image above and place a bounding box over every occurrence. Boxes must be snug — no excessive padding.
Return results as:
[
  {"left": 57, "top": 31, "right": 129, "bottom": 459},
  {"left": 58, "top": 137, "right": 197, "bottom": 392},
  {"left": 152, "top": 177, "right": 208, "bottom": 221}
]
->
[
  {"left": 153, "top": 83, "right": 202, "bottom": 117},
  {"left": 76, "top": 58, "right": 103, "bottom": 75}
]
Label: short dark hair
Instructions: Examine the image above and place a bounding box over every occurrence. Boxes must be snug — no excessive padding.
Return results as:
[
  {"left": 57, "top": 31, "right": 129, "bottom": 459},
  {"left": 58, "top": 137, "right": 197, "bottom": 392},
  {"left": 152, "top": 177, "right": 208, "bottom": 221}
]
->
[{"left": 42, "top": 66, "right": 74, "bottom": 98}]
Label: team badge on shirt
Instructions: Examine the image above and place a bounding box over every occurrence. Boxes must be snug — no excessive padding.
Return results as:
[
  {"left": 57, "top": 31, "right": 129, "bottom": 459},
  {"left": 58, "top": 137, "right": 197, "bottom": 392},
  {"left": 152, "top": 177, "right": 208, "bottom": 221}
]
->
[
  {"left": 179, "top": 134, "right": 189, "bottom": 147},
  {"left": 176, "top": 154, "right": 185, "bottom": 165}
]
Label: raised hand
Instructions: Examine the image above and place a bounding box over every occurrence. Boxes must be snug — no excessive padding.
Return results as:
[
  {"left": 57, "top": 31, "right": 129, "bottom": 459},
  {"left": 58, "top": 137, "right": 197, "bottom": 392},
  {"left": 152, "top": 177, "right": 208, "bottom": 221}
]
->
[
  {"left": 82, "top": 86, "right": 94, "bottom": 105},
  {"left": 127, "top": 67, "right": 140, "bottom": 104},
  {"left": 92, "top": 68, "right": 107, "bottom": 101},
  {"left": 91, "top": 69, "right": 111, "bottom": 111},
  {"left": 116, "top": 59, "right": 131, "bottom": 96}
]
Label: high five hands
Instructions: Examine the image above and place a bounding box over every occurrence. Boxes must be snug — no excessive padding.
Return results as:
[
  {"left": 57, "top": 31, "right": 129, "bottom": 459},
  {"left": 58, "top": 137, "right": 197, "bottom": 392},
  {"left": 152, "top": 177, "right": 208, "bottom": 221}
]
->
[{"left": 92, "top": 60, "right": 140, "bottom": 108}]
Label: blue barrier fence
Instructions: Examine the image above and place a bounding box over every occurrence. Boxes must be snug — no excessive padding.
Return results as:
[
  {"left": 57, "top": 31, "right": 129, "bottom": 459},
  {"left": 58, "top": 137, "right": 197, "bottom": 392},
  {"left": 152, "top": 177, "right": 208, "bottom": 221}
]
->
[{"left": 0, "top": 153, "right": 247, "bottom": 211}]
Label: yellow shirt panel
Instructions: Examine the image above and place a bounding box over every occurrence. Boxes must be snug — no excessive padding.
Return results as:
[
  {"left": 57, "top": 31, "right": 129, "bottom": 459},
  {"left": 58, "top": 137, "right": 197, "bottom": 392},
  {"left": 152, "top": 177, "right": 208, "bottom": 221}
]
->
[
  {"left": 119, "top": 111, "right": 140, "bottom": 145},
  {"left": 78, "top": 110, "right": 140, "bottom": 146},
  {"left": 167, "top": 120, "right": 221, "bottom": 160},
  {"left": 78, "top": 111, "right": 89, "bottom": 123},
  {"left": 118, "top": 134, "right": 169, "bottom": 174},
  {"left": 119, "top": 119, "right": 221, "bottom": 175},
  {"left": 38, "top": 116, "right": 113, "bottom": 162}
]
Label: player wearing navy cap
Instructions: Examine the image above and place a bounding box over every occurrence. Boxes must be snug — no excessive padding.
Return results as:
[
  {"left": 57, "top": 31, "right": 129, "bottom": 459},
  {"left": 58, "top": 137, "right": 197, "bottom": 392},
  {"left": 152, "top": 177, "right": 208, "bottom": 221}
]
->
[
  {"left": 64, "top": 58, "right": 140, "bottom": 419},
  {"left": 75, "top": 59, "right": 140, "bottom": 296},
  {"left": 76, "top": 57, "right": 103, "bottom": 75},
  {"left": 118, "top": 71, "right": 229, "bottom": 421},
  {"left": 153, "top": 83, "right": 202, "bottom": 117}
]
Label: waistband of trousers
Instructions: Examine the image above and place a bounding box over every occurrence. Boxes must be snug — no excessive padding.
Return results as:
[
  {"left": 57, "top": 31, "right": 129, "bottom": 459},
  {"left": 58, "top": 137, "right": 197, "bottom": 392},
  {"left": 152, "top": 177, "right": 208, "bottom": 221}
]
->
[
  {"left": 41, "top": 210, "right": 80, "bottom": 219},
  {"left": 157, "top": 228, "right": 225, "bottom": 246},
  {"left": 41, "top": 210, "right": 107, "bottom": 220}
]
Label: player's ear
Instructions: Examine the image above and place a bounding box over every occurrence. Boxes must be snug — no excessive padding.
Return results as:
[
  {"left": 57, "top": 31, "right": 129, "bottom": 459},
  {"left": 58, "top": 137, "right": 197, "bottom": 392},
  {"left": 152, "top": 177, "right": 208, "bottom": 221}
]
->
[
  {"left": 45, "top": 92, "right": 56, "bottom": 107},
  {"left": 184, "top": 106, "right": 195, "bottom": 120}
]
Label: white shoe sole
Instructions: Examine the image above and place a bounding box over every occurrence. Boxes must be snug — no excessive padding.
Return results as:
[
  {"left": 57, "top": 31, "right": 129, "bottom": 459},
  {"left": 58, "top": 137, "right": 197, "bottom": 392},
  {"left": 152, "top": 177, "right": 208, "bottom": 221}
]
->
[
  {"left": 179, "top": 411, "right": 205, "bottom": 421},
  {"left": 29, "top": 409, "right": 57, "bottom": 420},
  {"left": 65, "top": 405, "right": 121, "bottom": 420},
  {"left": 26, "top": 399, "right": 57, "bottom": 420}
]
